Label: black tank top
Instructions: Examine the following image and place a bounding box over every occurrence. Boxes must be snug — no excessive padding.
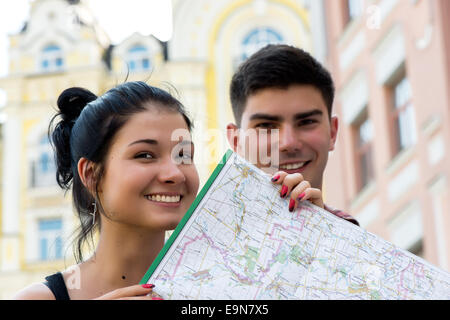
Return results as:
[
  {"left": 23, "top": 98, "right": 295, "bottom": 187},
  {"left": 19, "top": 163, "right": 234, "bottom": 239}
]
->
[{"left": 44, "top": 272, "right": 71, "bottom": 300}]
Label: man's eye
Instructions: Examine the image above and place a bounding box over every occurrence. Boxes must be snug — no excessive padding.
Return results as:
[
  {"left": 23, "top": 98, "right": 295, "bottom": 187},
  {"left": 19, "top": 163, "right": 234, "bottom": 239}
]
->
[
  {"left": 255, "top": 123, "right": 277, "bottom": 129},
  {"left": 299, "top": 119, "right": 318, "bottom": 126}
]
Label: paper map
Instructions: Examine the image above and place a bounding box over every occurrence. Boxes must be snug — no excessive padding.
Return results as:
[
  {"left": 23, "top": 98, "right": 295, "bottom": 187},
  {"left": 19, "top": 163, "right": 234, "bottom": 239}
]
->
[{"left": 141, "top": 150, "right": 450, "bottom": 299}]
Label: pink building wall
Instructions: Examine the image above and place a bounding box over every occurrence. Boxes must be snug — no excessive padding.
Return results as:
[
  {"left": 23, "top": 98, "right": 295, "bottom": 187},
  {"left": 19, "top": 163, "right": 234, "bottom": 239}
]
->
[{"left": 322, "top": 0, "right": 450, "bottom": 271}]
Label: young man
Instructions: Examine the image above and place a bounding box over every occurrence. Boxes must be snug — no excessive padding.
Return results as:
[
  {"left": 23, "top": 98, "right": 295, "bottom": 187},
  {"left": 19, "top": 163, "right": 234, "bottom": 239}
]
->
[{"left": 227, "top": 44, "right": 358, "bottom": 226}]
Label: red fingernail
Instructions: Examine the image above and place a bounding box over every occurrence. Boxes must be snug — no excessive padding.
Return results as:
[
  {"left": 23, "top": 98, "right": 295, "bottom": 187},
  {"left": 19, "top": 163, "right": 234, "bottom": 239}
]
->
[
  {"left": 271, "top": 174, "right": 280, "bottom": 182},
  {"left": 152, "top": 297, "right": 164, "bottom": 300},
  {"left": 298, "top": 192, "right": 305, "bottom": 201},
  {"left": 280, "top": 185, "right": 288, "bottom": 198},
  {"left": 142, "top": 284, "right": 155, "bottom": 289},
  {"left": 289, "top": 199, "right": 295, "bottom": 212}
]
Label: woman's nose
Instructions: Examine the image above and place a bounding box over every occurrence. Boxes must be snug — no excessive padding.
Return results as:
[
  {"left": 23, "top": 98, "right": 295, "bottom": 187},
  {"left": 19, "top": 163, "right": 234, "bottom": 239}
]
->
[{"left": 157, "top": 157, "right": 186, "bottom": 184}]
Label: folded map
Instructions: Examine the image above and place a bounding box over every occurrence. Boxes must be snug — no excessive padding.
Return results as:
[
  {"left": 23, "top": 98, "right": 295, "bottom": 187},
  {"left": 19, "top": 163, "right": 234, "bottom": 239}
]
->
[{"left": 141, "top": 150, "right": 450, "bottom": 299}]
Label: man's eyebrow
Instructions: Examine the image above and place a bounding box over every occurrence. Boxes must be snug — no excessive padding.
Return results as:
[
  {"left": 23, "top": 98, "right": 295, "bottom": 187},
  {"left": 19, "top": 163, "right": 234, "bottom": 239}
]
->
[
  {"left": 248, "top": 110, "right": 323, "bottom": 122},
  {"left": 249, "top": 113, "right": 283, "bottom": 122},
  {"left": 128, "top": 139, "right": 158, "bottom": 147},
  {"left": 293, "top": 110, "right": 323, "bottom": 120}
]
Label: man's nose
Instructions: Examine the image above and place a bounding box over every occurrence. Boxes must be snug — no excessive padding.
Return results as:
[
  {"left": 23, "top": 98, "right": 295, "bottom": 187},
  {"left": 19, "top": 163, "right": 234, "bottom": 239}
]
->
[{"left": 278, "top": 125, "right": 301, "bottom": 153}]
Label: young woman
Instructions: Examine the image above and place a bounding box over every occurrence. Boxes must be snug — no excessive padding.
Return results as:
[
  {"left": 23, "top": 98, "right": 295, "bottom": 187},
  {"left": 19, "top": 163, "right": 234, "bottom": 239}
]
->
[
  {"left": 14, "top": 81, "right": 199, "bottom": 300},
  {"left": 13, "top": 81, "right": 323, "bottom": 300}
]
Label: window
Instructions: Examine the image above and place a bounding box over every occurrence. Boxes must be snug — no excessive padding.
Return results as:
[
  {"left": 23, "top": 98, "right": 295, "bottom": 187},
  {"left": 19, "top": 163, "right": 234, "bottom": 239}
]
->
[
  {"left": 344, "top": 0, "right": 364, "bottom": 25},
  {"left": 127, "top": 45, "right": 151, "bottom": 72},
  {"left": 388, "top": 202, "right": 423, "bottom": 254},
  {"left": 38, "top": 219, "right": 63, "bottom": 261},
  {"left": 41, "top": 44, "right": 64, "bottom": 72},
  {"left": 348, "top": 0, "right": 364, "bottom": 19},
  {"left": 408, "top": 239, "right": 423, "bottom": 258},
  {"left": 354, "top": 111, "right": 374, "bottom": 191},
  {"left": 235, "top": 27, "right": 283, "bottom": 68},
  {"left": 30, "top": 135, "right": 56, "bottom": 189},
  {"left": 390, "top": 76, "right": 416, "bottom": 156}
]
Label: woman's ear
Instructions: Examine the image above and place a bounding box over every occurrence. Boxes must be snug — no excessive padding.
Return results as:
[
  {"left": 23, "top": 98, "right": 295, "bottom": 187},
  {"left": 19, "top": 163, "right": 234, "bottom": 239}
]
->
[{"left": 77, "top": 157, "right": 97, "bottom": 195}]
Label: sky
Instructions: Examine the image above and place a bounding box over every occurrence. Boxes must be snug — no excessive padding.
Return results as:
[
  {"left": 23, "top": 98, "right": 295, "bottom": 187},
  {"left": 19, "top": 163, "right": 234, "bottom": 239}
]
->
[{"left": 0, "top": 0, "right": 173, "bottom": 79}]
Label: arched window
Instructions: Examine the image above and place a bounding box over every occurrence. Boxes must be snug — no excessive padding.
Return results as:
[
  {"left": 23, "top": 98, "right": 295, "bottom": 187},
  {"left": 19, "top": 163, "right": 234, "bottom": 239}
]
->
[
  {"left": 126, "top": 45, "right": 151, "bottom": 72},
  {"left": 30, "top": 135, "right": 56, "bottom": 189},
  {"left": 41, "top": 44, "right": 64, "bottom": 72},
  {"left": 238, "top": 27, "right": 283, "bottom": 66}
]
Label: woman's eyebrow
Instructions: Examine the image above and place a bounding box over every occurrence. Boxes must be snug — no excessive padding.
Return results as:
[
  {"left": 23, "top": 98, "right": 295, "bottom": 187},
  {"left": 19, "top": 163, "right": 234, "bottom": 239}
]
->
[
  {"left": 128, "top": 139, "right": 158, "bottom": 147},
  {"left": 176, "top": 140, "right": 194, "bottom": 146}
]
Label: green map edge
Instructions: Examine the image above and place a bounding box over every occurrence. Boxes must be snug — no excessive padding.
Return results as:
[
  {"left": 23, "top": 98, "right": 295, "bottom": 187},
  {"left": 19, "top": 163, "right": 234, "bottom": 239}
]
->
[{"left": 139, "top": 149, "right": 234, "bottom": 285}]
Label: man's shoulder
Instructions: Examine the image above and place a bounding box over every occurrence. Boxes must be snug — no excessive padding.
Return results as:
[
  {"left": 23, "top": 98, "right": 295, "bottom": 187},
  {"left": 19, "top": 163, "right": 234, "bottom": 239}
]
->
[{"left": 324, "top": 204, "right": 359, "bottom": 227}]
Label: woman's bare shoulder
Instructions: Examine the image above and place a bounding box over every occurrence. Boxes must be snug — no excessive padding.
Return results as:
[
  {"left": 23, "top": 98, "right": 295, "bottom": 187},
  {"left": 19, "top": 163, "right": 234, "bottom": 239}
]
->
[{"left": 13, "top": 282, "right": 55, "bottom": 300}]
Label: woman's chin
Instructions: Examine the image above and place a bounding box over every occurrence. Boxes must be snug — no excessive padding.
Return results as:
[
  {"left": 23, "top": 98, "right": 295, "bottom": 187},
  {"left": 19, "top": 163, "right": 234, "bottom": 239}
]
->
[
  {"left": 165, "top": 221, "right": 180, "bottom": 231},
  {"left": 157, "top": 215, "right": 185, "bottom": 231}
]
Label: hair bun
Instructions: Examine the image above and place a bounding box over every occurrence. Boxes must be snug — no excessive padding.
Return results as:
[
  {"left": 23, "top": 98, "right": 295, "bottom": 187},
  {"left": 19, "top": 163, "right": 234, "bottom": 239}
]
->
[{"left": 57, "top": 87, "right": 97, "bottom": 123}]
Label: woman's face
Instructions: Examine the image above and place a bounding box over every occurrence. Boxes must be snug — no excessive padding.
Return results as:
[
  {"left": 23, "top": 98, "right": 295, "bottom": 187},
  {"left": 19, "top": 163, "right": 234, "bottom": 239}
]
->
[{"left": 97, "top": 105, "right": 199, "bottom": 231}]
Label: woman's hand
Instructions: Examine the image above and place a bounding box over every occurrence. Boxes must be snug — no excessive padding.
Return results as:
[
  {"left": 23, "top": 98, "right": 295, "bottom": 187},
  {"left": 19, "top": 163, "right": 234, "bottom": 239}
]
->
[
  {"left": 94, "top": 284, "right": 163, "bottom": 300},
  {"left": 271, "top": 172, "right": 324, "bottom": 211}
]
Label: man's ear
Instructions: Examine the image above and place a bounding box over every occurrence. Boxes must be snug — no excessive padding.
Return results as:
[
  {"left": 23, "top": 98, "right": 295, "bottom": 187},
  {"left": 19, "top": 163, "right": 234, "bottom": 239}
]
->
[
  {"left": 226, "top": 123, "right": 239, "bottom": 152},
  {"left": 329, "top": 116, "right": 339, "bottom": 151},
  {"left": 77, "top": 157, "right": 98, "bottom": 195}
]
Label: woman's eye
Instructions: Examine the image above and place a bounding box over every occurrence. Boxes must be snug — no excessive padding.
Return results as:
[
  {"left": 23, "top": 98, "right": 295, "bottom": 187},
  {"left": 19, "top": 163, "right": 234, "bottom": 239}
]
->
[
  {"left": 173, "top": 147, "right": 194, "bottom": 164},
  {"left": 135, "top": 152, "right": 154, "bottom": 160},
  {"left": 178, "top": 150, "right": 193, "bottom": 160}
]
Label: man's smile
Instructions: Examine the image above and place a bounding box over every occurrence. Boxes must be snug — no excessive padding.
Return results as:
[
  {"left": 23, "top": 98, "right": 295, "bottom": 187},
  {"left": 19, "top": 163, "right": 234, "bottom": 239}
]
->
[{"left": 278, "top": 160, "right": 312, "bottom": 173}]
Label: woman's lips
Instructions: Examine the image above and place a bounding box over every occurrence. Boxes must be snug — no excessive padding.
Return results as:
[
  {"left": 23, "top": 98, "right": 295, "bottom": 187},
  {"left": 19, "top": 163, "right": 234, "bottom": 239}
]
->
[{"left": 145, "top": 193, "right": 183, "bottom": 207}]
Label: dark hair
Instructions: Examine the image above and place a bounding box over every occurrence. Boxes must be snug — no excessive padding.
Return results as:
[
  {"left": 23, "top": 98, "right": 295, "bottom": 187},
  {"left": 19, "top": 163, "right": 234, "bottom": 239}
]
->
[
  {"left": 230, "top": 44, "right": 335, "bottom": 126},
  {"left": 49, "top": 81, "right": 192, "bottom": 263}
]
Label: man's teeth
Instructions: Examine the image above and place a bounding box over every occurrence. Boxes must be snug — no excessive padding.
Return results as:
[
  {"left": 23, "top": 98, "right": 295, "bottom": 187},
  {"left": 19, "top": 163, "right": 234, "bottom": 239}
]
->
[
  {"left": 147, "top": 195, "right": 181, "bottom": 203},
  {"left": 280, "top": 162, "right": 306, "bottom": 170}
]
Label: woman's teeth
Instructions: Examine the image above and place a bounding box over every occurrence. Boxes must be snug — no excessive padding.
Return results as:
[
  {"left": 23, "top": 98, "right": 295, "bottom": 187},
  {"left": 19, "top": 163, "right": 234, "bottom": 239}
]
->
[
  {"left": 146, "top": 195, "right": 181, "bottom": 203},
  {"left": 280, "top": 162, "right": 306, "bottom": 170}
]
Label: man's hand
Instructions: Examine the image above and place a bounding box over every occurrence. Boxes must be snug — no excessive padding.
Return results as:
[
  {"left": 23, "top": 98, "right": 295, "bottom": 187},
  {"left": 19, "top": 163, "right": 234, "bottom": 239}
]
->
[{"left": 271, "top": 172, "right": 324, "bottom": 211}]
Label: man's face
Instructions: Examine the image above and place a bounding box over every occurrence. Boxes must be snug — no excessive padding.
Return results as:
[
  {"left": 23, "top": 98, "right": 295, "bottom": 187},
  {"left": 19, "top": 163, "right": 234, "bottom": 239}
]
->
[{"left": 227, "top": 84, "right": 338, "bottom": 189}]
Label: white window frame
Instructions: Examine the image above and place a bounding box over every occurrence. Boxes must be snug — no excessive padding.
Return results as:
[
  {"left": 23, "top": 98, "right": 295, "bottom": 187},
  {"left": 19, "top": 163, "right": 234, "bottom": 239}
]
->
[
  {"left": 392, "top": 76, "right": 417, "bottom": 153},
  {"left": 29, "top": 135, "right": 57, "bottom": 189},
  {"left": 38, "top": 218, "right": 63, "bottom": 261},
  {"left": 347, "top": 0, "right": 365, "bottom": 20}
]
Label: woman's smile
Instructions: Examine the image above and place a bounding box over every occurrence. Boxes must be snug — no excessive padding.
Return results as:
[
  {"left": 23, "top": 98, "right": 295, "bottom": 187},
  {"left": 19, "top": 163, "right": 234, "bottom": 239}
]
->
[{"left": 144, "top": 192, "right": 184, "bottom": 207}]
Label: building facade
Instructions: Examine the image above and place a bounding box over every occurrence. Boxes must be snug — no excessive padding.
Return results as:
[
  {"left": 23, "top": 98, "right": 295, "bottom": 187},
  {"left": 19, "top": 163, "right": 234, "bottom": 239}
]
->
[
  {"left": 322, "top": 0, "right": 450, "bottom": 272},
  {"left": 3, "top": 0, "right": 449, "bottom": 300},
  {"left": 0, "top": 0, "right": 317, "bottom": 298}
]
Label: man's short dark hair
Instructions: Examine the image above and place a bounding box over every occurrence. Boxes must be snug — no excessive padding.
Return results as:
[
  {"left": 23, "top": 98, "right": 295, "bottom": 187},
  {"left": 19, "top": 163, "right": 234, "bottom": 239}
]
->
[{"left": 230, "top": 44, "right": 335, "bottom": 126}]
